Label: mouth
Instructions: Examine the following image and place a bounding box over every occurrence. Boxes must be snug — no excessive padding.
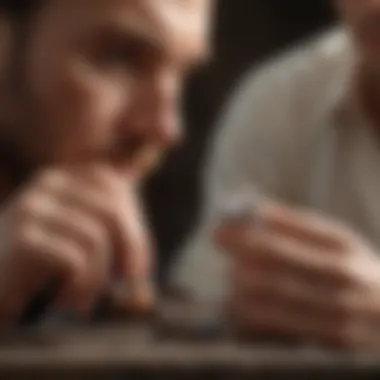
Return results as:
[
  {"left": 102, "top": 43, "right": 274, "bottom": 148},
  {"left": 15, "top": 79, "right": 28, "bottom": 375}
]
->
[
  {"left": 78, "top": 138, "right": 165, "bottom": 182},
  {"left": 116, "top": 147, "right": 163, "bottom": 181}
]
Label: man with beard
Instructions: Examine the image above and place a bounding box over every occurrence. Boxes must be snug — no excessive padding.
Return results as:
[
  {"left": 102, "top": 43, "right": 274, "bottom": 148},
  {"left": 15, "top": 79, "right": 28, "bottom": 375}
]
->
[
  {"left": 176, "top": 1, "right": 380, "bottom": 350},
  {"left": 0, "top": 0, "right": 211, "bottom": 324}
]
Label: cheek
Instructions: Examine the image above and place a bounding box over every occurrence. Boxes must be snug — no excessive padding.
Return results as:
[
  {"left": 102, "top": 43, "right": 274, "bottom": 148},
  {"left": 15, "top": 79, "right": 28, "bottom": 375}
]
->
[{"left": 31, "top": 59, "right": 131, "bottom": 159}]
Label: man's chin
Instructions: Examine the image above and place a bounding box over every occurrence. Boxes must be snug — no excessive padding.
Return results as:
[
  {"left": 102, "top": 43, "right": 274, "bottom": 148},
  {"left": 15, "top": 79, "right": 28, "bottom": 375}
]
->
[
  {"left": 115, "top": 149, "right": 165, "bottom": 183},
  {"left": 120, "top": 162, "right": 161, "bottom": 185}
]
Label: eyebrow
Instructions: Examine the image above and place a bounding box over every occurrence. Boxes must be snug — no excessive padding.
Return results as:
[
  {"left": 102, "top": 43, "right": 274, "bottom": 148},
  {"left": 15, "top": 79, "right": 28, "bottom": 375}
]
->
[
  {"left": 91, "top": 20, "right": 210, "bottom": 71},
  {"left": 94, "top": 21, "right": 165, "bottom": 54}
]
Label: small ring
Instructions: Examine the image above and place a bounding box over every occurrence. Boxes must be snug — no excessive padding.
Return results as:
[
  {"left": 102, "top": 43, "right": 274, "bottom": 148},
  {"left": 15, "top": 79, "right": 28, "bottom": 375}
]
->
[{"left": 218, "top": 189, "right": 261, "bottom": 225}]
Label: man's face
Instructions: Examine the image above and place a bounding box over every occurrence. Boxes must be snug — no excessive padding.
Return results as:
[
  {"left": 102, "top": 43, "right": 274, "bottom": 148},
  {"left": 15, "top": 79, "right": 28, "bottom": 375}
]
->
[
  {"left": 2, "top": 0, "right": 211, "bottom": 181},
  {"left": 337, "top": 0, "right": 380, "bottom": 67}
]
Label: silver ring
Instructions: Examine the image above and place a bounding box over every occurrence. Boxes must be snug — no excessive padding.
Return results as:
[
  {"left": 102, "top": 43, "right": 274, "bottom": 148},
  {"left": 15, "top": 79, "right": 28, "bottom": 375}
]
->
[
  {"left": 111, "top": 278, "right": 154, "bottom": 305},
  {"left": 218, "top": 188, "right": 261, "bottom": 225}
]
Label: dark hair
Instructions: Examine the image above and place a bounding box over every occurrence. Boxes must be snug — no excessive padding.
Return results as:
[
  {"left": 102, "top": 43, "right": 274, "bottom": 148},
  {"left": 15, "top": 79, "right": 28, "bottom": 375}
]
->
[{"left": 0, "top": 1, "right": 40, "bottom": 18}]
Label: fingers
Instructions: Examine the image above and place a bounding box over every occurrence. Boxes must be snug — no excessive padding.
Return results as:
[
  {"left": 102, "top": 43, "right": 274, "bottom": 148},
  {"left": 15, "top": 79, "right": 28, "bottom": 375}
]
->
[
  {"left": 231, "top": 262, "right": 355, "bottom": 347},
  {"left": 44, "top": 208, "right": 110, "bottom": 313},
  {"left": 17, "top": 221, "right": 89, "bottom": 314},
  {"left": 260, "top": 201, "right": 351, "bottom": 250},
  {"left": 215, "top": 199, "right": 350, "bottom": 252},
  {"left": 231, "top": 280, "right": 380, "bottom": 350},
  {"left": 20, "top": 221, "right": 87, "bottom": 277},
  {"left": 36, "top": 167, "right": 151, "bottom": 281},
  {"left": 232, "top": 259, "right": 363, "bottom": 323},
  {"left": 230, "top": 293, "right": 346, "bottom": 347},
  {"left": 15, "top": 166, "right": 153, "bottom": 315},
  {"left": 71, "top": 167, "right": 153, "bottom": 308},
  {"left": 17, "top": 187, "right": 111, "bottom": 312},
  {"left": 215, "top": 196, "right": 380, "bottom": 349},
  {"left": 218, "top": 226, "right": 353, "bottom": 289}
]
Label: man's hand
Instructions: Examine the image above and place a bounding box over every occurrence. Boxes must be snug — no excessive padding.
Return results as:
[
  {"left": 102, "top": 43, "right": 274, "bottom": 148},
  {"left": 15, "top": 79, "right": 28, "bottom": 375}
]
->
[
  {"left": 214, "top": 199, "right": 380, "bottom": 350},
  {"left": 0, "top": 165, "right": 153, "bottom": 323}
]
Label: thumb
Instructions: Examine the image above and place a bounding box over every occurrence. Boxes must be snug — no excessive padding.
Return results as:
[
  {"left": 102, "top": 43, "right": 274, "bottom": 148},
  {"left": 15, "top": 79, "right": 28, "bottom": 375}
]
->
[{"left": 110, "top": 186, "right": 155, "bottom": 313}]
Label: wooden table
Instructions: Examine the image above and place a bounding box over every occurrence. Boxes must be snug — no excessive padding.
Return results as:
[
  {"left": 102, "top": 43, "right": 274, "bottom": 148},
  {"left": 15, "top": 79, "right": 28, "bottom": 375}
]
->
[
  {"left": 0, "top": 324, "right": 380, "bottom": 379},
  {"left": 1, "top": 298, "right": 380, "bottom": 379}
]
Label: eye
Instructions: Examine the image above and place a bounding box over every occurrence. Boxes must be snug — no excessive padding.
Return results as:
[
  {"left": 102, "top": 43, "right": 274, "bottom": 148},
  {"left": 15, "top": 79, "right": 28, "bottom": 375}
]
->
[{"left": 96, "top": 42, "right": 137, "bottom": 69}]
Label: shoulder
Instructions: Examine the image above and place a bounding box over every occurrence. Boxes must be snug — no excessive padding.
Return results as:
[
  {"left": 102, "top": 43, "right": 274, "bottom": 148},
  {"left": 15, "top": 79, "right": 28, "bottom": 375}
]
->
[
  {"left": 232, "top": 27, "right": 350, "bottom": 117},
  {"left": 203, "top": 28, "right": 352, "bottom": 202},
  {"left": 211, "top": 27, "right": 351, "bottom": 161}
]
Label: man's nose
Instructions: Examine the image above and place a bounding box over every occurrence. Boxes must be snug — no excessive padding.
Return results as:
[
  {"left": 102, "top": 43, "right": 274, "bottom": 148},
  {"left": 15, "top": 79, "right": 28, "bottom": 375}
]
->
[
  {"left": 147, "top": 104, "right": 182, "bottom": 147},
  {"left": 123, "top": 72, "right": 183, "bottom": 147}
]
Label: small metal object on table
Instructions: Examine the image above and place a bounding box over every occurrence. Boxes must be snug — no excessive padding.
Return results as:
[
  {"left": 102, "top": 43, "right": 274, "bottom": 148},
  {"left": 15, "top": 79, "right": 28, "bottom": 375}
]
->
[{"left": 1, "top": 298, "right": 380, "bottom": 380}]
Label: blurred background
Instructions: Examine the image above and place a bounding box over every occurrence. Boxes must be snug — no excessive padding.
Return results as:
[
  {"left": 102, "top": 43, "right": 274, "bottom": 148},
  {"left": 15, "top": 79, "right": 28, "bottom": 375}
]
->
[{"left": 144, "top": 0, "right": 335, "bottom": 284}]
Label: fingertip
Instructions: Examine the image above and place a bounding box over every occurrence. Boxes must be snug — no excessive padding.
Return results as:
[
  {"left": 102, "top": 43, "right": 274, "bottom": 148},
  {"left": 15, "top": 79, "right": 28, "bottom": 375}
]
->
[
  {"left": 110, "top": 277, "right": 155, "bottom": 316},
  {"left": 212, "top": 223, "right": 251, "bottom": 252},
  {"left": 212, "top": 225, "right": 229, "bottom": 248}
]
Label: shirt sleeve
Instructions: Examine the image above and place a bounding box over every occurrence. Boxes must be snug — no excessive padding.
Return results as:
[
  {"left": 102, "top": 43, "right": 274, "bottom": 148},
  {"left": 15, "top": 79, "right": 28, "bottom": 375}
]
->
[
  {"left": 170, "top": 64, "right": 296, "bottom": 301},
  {"left": 171, "top": 31, "right": 344, "bottom": 301}
]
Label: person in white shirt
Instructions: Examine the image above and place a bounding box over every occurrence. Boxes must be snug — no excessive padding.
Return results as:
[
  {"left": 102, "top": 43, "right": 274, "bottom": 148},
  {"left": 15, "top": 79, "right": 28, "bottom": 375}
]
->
[{"left": 175, "top": 1, "right": 380, "bottom": 349}]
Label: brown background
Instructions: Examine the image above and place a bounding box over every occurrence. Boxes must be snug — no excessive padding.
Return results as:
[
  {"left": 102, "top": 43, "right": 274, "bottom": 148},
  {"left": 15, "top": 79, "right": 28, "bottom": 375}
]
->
[{"left": 144, "top": 0, "right": 335, "bottom": 283}]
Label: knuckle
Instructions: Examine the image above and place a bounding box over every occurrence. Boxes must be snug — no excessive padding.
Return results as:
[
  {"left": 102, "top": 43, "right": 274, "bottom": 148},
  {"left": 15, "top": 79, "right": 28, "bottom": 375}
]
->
[
  {"left": 336, "top": 235, "right": 353, "bottom": 254},
  {"left": 94, "top": 166, "right": 116, "bottom": 182},
  {"left": 212, "top": 224, "right": 236, "bottom": 249},
  {"left": 335, "top": 290, "right": 358, "bottom": 318},
  {"left": 334, "top": 258, "right": 358, "bottom": 286},
  {"left": 82, "top": 221, "right": 105, "bottom": 251},
  {"left": 16, "top": 190, "right": 58, "bottom": 224},
  {"left": 32, "top": 168, "right": 54, "bottom": 188},
  {"left": 35, "top": 168, "right": 67, "bottom": 191},
  {"left": 16, "top": 221, "right": 41, "bottom": 252},
  {"left": 333, "top": 224, "right": 356, "bottom": 250},
  {"left": 59, "top": 249, "right": 87, "bottom": 279},
  {"left": 90, "top": 166, "right": 121, "bottom": 192},
  {"left": 102, "top": 200, "right": 120, "bottom": 224},
  {"left": 251, "top": 232, "right": 275, "bottom": 257},
  {"left": 14, "top": 223, "right": 48, "bottom": 268},
  {"left": 256, "top": 232, "right": 273, "bottom": 251},
  {"left": 82, "top": 233, "right": 98, "bottom": 254},
  {"left": 16, "top": 192, "right": 40, "bottom": 219}
]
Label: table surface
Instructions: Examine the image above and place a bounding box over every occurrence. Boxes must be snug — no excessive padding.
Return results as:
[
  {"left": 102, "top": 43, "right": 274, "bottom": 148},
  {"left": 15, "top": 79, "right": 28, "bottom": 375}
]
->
[
  {"left": 0, "top": 324, "right": 379, "bottom": 372},
  {"left": 1, "top": 300, "right": 380, "bottom": 378}
]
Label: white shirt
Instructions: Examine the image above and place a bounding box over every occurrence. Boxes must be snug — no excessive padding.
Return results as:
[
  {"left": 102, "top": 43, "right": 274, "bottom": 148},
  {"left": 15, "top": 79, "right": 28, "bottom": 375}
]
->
[{"left": 173, "top": 27, "right": 380, "bottom": 301}]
